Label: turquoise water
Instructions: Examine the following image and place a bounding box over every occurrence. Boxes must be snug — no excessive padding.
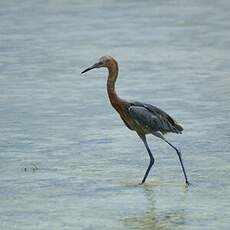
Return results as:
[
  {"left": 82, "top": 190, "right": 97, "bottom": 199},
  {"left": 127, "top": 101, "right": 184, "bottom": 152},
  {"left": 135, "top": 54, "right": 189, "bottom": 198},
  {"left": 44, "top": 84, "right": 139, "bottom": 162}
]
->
[{"left": 0, "top": 1, "right": 230, "bottom": 229}]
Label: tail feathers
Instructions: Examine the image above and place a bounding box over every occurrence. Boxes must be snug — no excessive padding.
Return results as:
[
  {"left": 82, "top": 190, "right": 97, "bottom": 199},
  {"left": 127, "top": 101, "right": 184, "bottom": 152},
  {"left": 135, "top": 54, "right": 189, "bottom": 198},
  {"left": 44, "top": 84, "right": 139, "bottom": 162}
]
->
[
  {"left": 160, "top": 122, "right": 183, "bottom": 135},
  {"left": 174, "top": 122, "right": 183, "bottom": 134}
]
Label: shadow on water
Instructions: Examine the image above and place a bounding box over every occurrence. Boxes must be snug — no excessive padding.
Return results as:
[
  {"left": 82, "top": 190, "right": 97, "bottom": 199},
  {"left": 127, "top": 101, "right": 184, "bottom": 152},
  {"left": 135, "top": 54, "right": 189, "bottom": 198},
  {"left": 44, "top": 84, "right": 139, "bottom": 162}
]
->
[{"left": 121, "top": 183, "right": 188, "bottom": 230}]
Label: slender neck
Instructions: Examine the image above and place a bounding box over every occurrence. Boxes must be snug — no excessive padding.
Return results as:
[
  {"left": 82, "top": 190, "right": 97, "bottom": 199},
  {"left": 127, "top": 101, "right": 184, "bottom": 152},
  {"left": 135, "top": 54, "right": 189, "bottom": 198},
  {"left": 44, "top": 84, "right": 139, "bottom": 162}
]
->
[{"left": 106, "top": 59, "right": 120, "bottom": 105}]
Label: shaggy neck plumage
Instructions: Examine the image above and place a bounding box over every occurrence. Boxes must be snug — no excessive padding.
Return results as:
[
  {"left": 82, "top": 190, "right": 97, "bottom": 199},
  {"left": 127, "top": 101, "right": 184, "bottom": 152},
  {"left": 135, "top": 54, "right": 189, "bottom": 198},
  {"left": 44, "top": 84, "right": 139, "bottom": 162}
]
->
[{"left": 106, "top": 59, "right": 120, "bottom": 106}]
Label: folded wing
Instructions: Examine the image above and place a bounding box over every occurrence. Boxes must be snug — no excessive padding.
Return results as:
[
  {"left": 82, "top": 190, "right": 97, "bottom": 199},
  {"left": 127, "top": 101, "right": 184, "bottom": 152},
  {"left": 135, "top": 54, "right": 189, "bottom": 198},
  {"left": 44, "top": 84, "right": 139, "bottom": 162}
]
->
[{"left": 128, "top": 102, "right": 183, "bottom": 135}]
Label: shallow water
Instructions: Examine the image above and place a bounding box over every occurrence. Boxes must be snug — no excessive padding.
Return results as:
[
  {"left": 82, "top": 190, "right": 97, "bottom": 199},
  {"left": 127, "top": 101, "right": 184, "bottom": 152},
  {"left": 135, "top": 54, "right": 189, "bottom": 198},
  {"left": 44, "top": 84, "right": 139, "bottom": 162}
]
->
[{"left": 0, "top": 0, "right": 230, "bottom": 229}]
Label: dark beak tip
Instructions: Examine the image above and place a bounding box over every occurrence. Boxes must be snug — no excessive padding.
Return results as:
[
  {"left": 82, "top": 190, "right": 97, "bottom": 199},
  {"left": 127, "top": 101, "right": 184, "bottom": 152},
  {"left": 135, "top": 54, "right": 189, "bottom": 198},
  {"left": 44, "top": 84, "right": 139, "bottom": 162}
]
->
[
  {"left": 81, "top": 62, "right": 100, "bottom": 75},
  {"left": 81, "top": 67, "right": 93, "bottom": 74},
  {"left": 81, "top": 69, "right": 88, "bottom": 74}
]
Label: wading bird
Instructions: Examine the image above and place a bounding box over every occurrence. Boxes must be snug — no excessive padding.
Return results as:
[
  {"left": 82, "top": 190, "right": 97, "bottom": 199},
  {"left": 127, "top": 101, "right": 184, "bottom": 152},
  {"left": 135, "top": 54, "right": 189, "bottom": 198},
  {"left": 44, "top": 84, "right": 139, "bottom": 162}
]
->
[{"left": 81, "top": 56, "right": 189, "bottom": 185}]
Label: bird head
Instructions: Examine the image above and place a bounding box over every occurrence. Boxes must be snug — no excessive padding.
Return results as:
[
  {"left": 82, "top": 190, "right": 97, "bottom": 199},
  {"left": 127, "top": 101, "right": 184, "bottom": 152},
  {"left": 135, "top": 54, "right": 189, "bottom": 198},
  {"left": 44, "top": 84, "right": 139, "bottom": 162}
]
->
[{"left": 81, "top": 56, "right": 115, "bottom": 74}]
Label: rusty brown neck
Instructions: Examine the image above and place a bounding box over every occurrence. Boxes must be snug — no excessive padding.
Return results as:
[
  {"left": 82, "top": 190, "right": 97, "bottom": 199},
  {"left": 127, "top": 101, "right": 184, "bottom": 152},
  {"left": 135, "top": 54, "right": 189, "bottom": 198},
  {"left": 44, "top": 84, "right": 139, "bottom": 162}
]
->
[{"left": 106, "top": 59, "right": 121, "bottom": 106}]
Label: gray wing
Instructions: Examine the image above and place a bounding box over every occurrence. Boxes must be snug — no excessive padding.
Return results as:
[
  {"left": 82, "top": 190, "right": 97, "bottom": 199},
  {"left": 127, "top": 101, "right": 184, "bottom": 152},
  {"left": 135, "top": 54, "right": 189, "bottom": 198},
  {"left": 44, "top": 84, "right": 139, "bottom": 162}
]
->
[{"left": 128, "top": 101, "right": 183, "bottom": 134}]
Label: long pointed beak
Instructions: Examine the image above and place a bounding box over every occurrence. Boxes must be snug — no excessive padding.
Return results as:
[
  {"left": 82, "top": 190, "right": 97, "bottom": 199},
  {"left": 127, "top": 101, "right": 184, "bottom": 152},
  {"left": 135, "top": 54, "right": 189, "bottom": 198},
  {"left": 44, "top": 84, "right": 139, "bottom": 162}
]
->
[
  {"left": 81, "top": 64, "right": 96, "bottom": 74},
  {"left": 81, "top": 62, "right": 102, "bottom": 74}
]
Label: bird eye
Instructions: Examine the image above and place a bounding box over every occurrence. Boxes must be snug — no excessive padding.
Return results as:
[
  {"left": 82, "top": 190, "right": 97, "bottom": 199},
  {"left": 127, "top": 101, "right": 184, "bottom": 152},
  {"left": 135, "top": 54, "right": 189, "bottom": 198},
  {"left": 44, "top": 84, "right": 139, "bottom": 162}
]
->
[{"left": 98, "top": 61, "right": 104, "bottom": 66}]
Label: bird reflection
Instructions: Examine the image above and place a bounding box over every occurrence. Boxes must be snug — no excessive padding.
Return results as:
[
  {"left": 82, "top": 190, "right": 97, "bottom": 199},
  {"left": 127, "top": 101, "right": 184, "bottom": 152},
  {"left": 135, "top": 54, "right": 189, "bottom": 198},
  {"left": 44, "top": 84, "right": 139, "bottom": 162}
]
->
[{"left": 122, "top": 185, "right": 187, "bottom": 230}]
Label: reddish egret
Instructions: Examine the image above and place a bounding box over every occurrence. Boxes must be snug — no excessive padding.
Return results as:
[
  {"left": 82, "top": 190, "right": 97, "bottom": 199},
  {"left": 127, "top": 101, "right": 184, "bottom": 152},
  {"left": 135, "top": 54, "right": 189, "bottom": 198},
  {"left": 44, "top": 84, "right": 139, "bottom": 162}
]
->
[{"left": 81, "top": 56, "right": 189, "bottom": 185}]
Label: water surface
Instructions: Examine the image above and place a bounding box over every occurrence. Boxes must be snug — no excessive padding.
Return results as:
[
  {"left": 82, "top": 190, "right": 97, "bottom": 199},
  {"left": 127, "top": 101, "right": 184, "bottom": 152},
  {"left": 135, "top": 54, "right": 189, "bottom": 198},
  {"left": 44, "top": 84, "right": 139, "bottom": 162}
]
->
[{"left": 0, "top": 1, "right": 230, "bottom": 229}]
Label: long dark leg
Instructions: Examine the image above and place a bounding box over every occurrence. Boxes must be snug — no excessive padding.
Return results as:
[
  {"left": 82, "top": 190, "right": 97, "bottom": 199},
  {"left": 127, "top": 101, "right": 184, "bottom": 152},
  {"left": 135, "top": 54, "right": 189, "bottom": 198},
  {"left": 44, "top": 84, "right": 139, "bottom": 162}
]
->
[
  {"left": 139, "top": 134, "right": 155, "bottom": 184},
  {"left": 163, "top": 138, "right": 190, "bottom": 186}
]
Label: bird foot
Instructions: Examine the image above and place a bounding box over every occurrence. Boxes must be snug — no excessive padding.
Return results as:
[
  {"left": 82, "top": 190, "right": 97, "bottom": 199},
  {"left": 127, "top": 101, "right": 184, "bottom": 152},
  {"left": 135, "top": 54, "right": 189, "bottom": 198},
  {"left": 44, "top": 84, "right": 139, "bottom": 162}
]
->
[
  {"left": 139, "top": 180, "right": 145, "bottom": 185},
  {"left": 185, "top": 181, "right": 191, "bottom": 187}
]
